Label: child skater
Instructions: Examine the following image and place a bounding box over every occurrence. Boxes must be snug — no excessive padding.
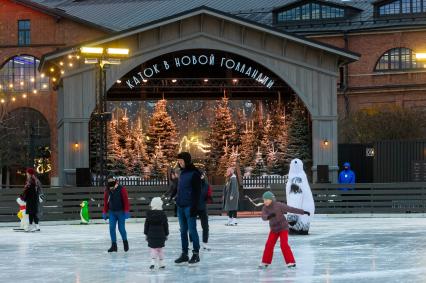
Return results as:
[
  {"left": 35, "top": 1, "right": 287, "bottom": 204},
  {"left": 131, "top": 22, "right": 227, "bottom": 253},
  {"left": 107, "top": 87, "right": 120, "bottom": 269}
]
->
[
  {"left": 259, "top": 191, "right": 310, "bottom": 269},
  {"left": 145, "top": 197, "right": 169, "bottom": 270}
]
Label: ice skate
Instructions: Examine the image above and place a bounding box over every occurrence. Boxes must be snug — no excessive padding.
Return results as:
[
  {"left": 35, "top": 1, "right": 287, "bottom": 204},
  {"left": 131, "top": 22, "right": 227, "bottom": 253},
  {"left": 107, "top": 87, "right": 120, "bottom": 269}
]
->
[
  {"left": 123, "top": 240, "right": 129, "bottom": 252},
  {"left": 35, "top": 224, "right": 40, "bottom": 232},
  {"left": 158, "top": 259, "right": 165, "bottom": 269},
  {"left": 287, "top": 263, "right": 296, "bottom": 269},
  {"left": 232, "top": 218, "right": 238, "bottom": 226},
  {"left": 202, "top": 242, "right": 210, "bottom": 251},
  {"left": 149, "top": 259, "right": 156, "bottom": 270},
  {"left": 188, "top": 252, "right": 200, "bottom": 266},
  {"left": 258, "top": 263, "right": 269, "bottom": 269},
  {"left": 107, "top": 243, "right": 117, "bottom": 253},
  {"left": 174, "top": 253, "right": 189, "bottom": 265}
]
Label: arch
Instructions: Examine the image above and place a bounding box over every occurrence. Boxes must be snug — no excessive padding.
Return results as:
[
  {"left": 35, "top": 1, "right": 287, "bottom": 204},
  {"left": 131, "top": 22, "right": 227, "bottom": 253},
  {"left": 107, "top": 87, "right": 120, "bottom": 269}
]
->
[
  {"left": 374, "top": 47, "right": 423, "bottom": 71},
  {"left": 0, "top": 107, "right": 51, "bottom": 184},
  {"left": 106, "top": 37, "right": 318, "bottom": 115},
  {"left": 0, "top": 54, "right": 50, "bottom": 93}
]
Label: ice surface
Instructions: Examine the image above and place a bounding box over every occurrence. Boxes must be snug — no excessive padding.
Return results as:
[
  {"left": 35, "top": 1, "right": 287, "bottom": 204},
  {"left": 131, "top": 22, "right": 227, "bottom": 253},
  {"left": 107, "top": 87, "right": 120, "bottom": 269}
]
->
[{"left": 1, "top": 216, "right": 426, "bottom": 283}]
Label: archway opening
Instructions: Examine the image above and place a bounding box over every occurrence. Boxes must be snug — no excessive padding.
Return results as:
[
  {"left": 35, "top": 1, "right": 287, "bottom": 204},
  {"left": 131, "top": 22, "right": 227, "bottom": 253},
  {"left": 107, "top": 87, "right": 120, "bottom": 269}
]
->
[{"left": 90, "top": 49, "right": 312, "bottom": 181}]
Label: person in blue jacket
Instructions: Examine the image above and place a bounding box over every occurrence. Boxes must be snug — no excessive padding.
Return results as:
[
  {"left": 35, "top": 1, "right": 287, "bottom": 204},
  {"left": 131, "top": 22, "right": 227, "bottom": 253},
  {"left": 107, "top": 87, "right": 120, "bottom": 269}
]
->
[
  {"left": 338, "top": 162, "right": 356, "bottom": 191},
  {"left": 174, "top": 152, "right": 202, "bottom": 266}
]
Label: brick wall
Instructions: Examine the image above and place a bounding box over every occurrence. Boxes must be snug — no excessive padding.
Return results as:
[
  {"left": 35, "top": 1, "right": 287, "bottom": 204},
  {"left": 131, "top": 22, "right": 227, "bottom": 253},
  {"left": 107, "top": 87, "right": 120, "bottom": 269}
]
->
[{"left": 0, "top": 0, "right": 108, "bottom": 181}]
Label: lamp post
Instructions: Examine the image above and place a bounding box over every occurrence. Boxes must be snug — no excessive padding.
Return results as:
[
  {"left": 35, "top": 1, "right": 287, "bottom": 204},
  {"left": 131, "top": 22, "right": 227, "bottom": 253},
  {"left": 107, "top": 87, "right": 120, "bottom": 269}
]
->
[{"left": 80, "top": 46, "right": 129, "bottom": 186}]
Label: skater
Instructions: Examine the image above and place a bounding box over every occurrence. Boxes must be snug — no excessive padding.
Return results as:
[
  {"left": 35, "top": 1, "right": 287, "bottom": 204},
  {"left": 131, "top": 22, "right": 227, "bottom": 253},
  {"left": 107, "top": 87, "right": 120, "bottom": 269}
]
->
[
  {"left": 144, "top": 197, "right": 169, "bottom": 270},
  {"left": 20, "top": 168, "right": 41, "bottom": 232},
  {"left": 102, "top": 175, "right": 130, "bottom": 253},
  {"left": 223, "top": 167, "right": 239, "bottom": 226},
  {"left": 190, "top": 170, "right": 213, "bottom": 250},
  {"left": 174, "top": 152, "right": 202, "bottom": 265},
  {"left": 259, "top": 191, "right": 310, "bottom": 269}
]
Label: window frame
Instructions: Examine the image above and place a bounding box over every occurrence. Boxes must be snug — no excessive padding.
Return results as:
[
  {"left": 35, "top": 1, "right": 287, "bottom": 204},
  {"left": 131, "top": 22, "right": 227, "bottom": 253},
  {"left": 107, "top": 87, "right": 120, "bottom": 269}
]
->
[
  {"left": 376, "top": 0, "right": 426, "bottom": 17},
  {"left": 274, "top": 1, "right": 347, "bottom": 23},
  {"left": 374, "top": 47, "right": 424, "bottom": 72},
  {"left": 18, "top": 19, "right": 31, "bottom": 46}
]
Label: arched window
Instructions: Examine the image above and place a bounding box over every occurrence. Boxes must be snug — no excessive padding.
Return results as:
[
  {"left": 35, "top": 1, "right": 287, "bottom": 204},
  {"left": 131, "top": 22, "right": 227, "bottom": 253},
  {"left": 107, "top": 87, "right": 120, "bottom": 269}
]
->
[
  {"left": 375, "top": 48, "right": 423, "bottom": 71},
  {"left": 0, "top": 55, "right": 49, "bottom": 93}
]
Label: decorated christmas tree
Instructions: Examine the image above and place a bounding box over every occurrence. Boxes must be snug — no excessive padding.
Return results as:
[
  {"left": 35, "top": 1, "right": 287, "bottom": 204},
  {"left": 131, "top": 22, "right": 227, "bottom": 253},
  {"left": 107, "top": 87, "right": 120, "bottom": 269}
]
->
[
  {"left": 239, "top": 121, "right": 257, "bottom": 169},
  {"left": 218, "top": 140, "right": 231, "bottom": 176},
  {"left": 266, "top": 143, "right": 280, "bottom": 174},
  {"left": 132, "top": 118, "right": 149, "bottom": 176},
  {"left": 260, "top": 114, "right": 272, "bottom": 158},
  {"left": 284, "top": 99, "right": 311, "bottom": 169},
  {"left": 150, "top": 139, "right": 168, "bottom": 179},
  {"left": 146, "top": 99, "right": 179, "bottom": 167},
  {"left": 251, "top": 147, "right": 267, "bottom": 176},
  {"left": 228, "top": 145, "right": 239, "bottom": 170},
  {"left": 207, "top": 96, "right": 238, "bottom": 175},
  {"left": 271, "top": 105, "right": 288, "bottom": 174},
  {"left": 106, "top": 117, "right": 126, "bottom": 176}
]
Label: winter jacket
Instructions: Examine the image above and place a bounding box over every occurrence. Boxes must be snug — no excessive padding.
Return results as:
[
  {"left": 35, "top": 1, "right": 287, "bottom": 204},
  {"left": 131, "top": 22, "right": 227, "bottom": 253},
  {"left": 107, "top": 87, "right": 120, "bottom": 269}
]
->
[
  {"left": 144, "top": 210, "right": 169, "bottom": 248},
  {"left": 21, "top": 176, "right": 39, "bottom": 215},
  {"left": 223, "top": 175, "right": 239, "bottom": 211},
  {"left": 338, "top": 162, "right": 356, "bottom": 191},
  {"left": 262, "top": 201, "right": 305, "bottom": 233},
  {"left": 103, "top": 185, "right": 130, "bottom": 213},
  {"left": 176, "top": 165, "right": 201, "bottom": 209},
  {"left": 198, "top": 179, "right": 209, "bottom": 211}
]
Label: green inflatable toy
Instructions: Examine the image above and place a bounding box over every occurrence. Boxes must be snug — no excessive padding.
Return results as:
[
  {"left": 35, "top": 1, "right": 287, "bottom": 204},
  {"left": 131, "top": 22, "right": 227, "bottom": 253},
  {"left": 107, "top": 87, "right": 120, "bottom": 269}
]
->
[{"left": 80, "top": 200, "right": 90, "bottom": 224}]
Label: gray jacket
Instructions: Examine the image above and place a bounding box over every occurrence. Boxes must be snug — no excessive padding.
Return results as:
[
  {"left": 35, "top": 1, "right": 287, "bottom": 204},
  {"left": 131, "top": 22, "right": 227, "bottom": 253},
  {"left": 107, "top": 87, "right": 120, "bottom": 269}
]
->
[{"left": 223, "top": 175, "right": 239, "bottom": 211}]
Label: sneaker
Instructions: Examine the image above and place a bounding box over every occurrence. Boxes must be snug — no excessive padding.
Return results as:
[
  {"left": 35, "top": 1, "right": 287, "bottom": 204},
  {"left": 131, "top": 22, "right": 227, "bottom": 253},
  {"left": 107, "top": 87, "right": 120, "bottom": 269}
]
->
[
  {"left": 108, "top": 243, "right": 118, "bottom": 253},
  {"left": 258, "top": 263, "right": 269, "bottom": 269},
  {"left": 188, "top": 252, "right": 200, "bottom": 265},
  {"left": 202, "top": 242, "right": 210, "bottom": 251},
  {"left": 287, "top": 263, "right": 296, "bottom": 268},
  {"left": 174, "top": 253, "right": 189, "bottom": 265}
]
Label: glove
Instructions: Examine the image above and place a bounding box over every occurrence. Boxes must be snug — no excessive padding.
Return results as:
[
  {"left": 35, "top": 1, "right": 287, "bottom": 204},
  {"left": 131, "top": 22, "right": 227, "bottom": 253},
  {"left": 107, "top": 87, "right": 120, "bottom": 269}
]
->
[
  {"left": 102, "top": 213, "right": 108, "bottom": 220},
  {"left": 190, "top": 207, "right": 198, "bottom": 217},
  {"left": 124, "top": 212, "right": 130, "bottom": 219},
  {"left": 303, "top": 211, "right": 311, "bottom": 216},
  {"left": 266, "top": 213, "right": 276, "bottom": 220},
  {"left": 230, "top": 196, "right": 234, "bottom": 201}
]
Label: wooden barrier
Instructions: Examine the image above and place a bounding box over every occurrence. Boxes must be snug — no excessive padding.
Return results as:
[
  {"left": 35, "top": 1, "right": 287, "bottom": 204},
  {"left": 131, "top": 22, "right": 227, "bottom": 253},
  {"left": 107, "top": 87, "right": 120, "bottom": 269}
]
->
[{"left": 0, "top": 186, "right": 224, "bottom": 222}]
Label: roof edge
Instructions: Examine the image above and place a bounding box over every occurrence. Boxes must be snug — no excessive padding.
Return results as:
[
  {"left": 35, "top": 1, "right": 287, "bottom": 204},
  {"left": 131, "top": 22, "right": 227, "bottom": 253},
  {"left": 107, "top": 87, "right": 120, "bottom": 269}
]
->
[{"left": 40, "top": 5, "right": 360, "bottom": 70}]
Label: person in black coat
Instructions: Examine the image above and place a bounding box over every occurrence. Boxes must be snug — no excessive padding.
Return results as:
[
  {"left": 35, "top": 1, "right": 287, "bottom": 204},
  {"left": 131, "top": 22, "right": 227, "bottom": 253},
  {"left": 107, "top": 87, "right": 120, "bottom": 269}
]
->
[
  {"left": 21, "top": 168, "right": 41, "bottom": 232},
  {"left": 144, "top": 197, "right": 169, "bottom": 270}
]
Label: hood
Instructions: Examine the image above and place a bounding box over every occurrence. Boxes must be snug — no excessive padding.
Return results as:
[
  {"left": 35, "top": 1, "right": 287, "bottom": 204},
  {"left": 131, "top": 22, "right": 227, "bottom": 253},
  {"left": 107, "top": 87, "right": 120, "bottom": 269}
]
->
[
  {"left": 343, "top": 162, "right": 351, "bottom": 169},
  {"left": 289, "top": 159, "right": 305, "bottom": 176},
  {"left": 177, "top": 152, "right": 192, "bottom": 168}
]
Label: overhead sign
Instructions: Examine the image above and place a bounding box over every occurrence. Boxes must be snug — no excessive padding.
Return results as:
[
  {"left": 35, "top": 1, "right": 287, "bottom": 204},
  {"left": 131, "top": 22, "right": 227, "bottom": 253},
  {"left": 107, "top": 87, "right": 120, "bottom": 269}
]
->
[{"left": 125, "top": 53, "right": 275, "bottom": 89}]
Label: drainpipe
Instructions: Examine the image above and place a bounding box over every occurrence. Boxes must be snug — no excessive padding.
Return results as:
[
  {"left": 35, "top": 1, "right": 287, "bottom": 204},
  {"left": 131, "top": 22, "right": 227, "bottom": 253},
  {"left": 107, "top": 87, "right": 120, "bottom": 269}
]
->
[{"left": 343, "top": 31, "right": 350, "bottom": 116}]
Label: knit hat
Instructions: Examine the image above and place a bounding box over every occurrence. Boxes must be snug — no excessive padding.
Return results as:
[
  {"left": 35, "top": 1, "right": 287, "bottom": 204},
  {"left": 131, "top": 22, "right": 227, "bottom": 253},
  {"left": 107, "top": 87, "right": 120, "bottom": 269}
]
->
[
  {"left": 26, "top": 168, "right": 35, "bottom": 175},
  {"left": 262, "top": 191, "right": 275, "bottom": 200},
  {"left": 107, "top": 174, "right": 116, "bottom": 181},
  {"left": 150, "top": 197, "right": 163, "bottom": 210}
]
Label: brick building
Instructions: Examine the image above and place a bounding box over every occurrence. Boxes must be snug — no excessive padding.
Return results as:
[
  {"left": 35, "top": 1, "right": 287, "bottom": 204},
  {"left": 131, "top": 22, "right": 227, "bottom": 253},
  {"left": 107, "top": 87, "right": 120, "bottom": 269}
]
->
[{"left": 2, "top": 0, "right": 426, "bottom": 184}]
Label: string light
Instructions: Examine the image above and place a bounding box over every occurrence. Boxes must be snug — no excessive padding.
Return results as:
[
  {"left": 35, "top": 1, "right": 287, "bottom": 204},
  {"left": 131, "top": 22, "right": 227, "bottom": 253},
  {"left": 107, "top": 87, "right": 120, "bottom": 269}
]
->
[
  {"left": 20, "top": 81, "right": 24, "bottom": 86},
  {"left": 12, "top": 97, "right": 16, "bottom": 102},
  {"left": 0, "top": 84, "right": 2, "bottom": 89},
  {"left": 0, "top": 99, "right": 5, "bottom": 103},
  {"left": 30, "top": 77, "right": 35, "bottom": 82},
  {"left": 42, "top": 84, "right": 48, "bottom": 89},
  {"left": 59, "top": 61, "right": 64, "bottom": 66},
  {"left": 41, "top": 73, "right": 45, "bottom": 78},
  {"left": 22, "top": 93, "right": 27, "bottom": 98},
  {"left": 60, "top": 70, "right": 65, "bottom": 75},
  {"left": 69, "top": 62, "right": 73, "bottom": 67},
  {"left": 143, "top": 79, "right": 148, "bottom": 83},
  {"left": 52, "top": 77, "right": 57, "bottom": 82},
  {"left": 33, "top": 89, "right": 38, "bottom": 94},
  {"left": 204, "top": 78, "right": 209, "bottom": 82},
  {"left": 50, "top": 67, "right": 55, "bottom": 72},
  {"left": 116, "top": 80, "right": 121, "bottom": 84},
  {"left": 68, "top": 55, "right": 72, "bottom": 59},
  {"left": 172, "top": 79, "right": 177, "bottom": 83},
  {"left": 8, "top": 83, "right": 13, "bottom": 89}
]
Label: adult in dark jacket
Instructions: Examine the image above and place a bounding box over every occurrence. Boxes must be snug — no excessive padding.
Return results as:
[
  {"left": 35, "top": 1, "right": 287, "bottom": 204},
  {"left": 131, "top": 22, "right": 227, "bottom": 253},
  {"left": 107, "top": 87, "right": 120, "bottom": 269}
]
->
[
  {"left": 145, "top": 197, "right": 169, "bottom": 270},
  {"left": 190, "top": 171, "right": 212, "bottom": 250},
  {"left": 174, "top": 152, "right": 202, "bottom": 265},
  {"left": 102, "top": 175, "right": 130, "bottom": 253},
  {"left": 21, "top": 168, "right": 41, "bottom": 232}
]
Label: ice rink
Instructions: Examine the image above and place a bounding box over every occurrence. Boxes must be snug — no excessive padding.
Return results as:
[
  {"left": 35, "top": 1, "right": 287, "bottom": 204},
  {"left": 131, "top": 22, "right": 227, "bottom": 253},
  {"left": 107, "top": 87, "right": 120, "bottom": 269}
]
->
[{"left": 1, "top": 215, "right": 426, "bottom": 283}]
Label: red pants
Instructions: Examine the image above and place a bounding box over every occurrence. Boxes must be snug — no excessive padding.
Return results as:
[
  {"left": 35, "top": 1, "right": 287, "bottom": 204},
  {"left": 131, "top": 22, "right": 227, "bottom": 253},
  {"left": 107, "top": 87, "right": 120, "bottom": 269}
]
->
[{"left": 261, "top": 230, "right": 295, "bottom": 264}]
